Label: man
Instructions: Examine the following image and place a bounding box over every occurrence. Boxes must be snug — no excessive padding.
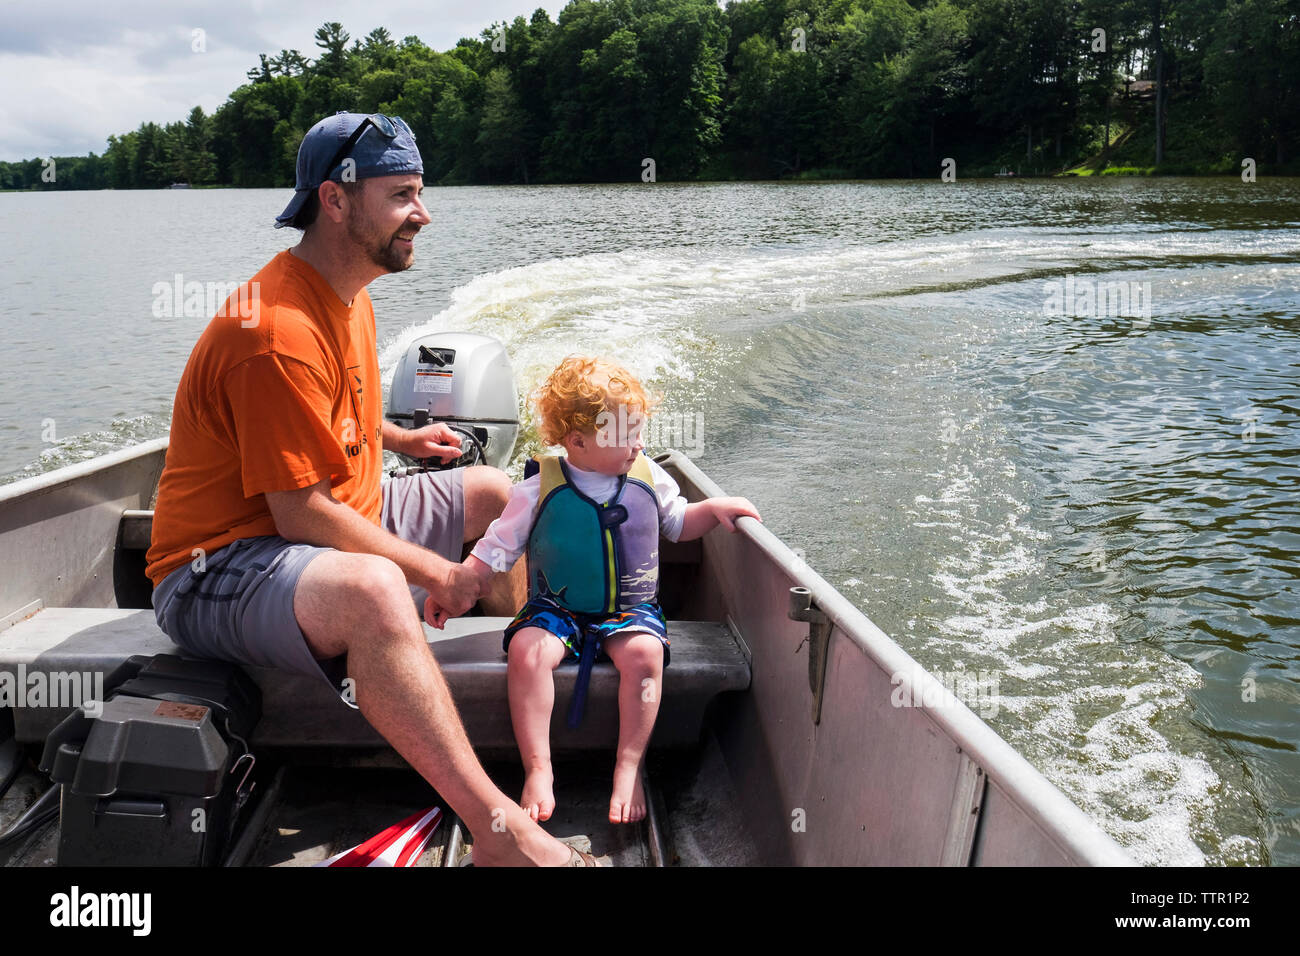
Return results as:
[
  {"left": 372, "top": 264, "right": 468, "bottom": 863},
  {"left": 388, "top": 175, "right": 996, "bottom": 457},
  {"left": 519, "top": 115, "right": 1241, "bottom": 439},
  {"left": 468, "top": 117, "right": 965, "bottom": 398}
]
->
[{"left": 145, "top": 111, "right": 589, "bottom": 866}]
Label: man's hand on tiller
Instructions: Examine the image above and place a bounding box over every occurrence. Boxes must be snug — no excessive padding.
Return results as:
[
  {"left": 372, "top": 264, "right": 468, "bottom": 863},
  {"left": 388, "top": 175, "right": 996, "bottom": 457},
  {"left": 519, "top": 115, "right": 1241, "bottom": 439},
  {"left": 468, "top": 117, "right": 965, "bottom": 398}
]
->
[{"left": 406, "top": 423, "right": 463, "bottom": 463}]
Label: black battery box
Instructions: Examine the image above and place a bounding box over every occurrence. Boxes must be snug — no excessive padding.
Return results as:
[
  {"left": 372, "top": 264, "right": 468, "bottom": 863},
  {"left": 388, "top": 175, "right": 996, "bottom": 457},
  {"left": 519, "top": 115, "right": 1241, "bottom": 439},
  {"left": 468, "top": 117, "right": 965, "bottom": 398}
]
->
[{"left": 38, "top": 654, "right": 261, "bottom": 866}]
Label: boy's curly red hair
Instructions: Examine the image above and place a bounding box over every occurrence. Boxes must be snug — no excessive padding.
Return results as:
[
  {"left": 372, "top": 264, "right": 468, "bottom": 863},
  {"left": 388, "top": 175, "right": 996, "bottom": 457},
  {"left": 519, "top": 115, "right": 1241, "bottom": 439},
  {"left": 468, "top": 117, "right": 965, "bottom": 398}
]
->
[{"left": 531, "top": 355, "right": 661, "bottom": 446}]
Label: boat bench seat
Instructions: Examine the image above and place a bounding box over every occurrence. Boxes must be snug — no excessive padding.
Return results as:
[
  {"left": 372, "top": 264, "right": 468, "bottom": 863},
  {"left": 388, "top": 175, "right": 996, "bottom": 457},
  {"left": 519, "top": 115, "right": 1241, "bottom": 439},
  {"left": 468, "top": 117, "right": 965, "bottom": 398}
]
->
[{"left": 0, "top": 607, "right": 751, "bottom": 753}]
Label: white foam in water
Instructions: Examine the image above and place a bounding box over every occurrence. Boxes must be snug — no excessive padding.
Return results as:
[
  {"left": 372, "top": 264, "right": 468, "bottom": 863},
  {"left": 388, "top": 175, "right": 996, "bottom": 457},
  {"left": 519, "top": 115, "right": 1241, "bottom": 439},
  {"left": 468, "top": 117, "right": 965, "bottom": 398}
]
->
[
  {"left": 16, "top": 414, "right": 164, "bottom": 482},
  {"left": 379, "top": 251, "right": 724, "bottom": 393},
  {"left": 374, "top": 235, "right": 1081, "bottom": 376},
  {"left": 915, "top": 445, "right": 1228, "bottom": 865},
  {"left": 1034, "top": 679, "right": 1217, "bottom": 867},
  {"left": 380, "top": 229, "right": 1300, "bottom": 390}
]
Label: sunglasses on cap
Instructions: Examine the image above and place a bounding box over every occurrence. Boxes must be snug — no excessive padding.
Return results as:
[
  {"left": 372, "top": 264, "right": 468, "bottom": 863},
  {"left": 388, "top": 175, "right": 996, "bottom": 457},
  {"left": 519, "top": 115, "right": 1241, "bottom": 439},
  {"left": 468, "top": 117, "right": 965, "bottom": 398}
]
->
[{"left": 320, "top": 113, "right": 410, "bottom": 185}]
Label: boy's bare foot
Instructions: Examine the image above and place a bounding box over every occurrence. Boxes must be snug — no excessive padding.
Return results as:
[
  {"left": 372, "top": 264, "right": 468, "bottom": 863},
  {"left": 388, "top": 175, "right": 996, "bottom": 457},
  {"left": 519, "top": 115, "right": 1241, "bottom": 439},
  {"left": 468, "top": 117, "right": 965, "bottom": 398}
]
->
[
  {"left": 520, "top": 766, "right": 556, "bottom": 822},
  {"left": 609, "top": 760, "right": 646, "bottom": 824}
]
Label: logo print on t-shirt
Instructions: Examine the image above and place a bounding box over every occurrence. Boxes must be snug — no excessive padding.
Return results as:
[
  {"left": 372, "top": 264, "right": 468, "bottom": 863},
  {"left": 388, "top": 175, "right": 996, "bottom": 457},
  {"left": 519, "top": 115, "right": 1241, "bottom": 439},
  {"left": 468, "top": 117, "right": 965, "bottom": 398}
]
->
[{"left": 344, "top": 364, "right": 367, "bottom": 459}]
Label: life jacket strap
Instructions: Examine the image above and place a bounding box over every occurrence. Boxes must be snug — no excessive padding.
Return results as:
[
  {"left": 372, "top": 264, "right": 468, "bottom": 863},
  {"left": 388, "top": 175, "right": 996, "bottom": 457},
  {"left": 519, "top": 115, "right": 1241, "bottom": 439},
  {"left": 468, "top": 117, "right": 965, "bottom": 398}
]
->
[{"left": 567, "top": 631, "right": 601, "bottom": 728}]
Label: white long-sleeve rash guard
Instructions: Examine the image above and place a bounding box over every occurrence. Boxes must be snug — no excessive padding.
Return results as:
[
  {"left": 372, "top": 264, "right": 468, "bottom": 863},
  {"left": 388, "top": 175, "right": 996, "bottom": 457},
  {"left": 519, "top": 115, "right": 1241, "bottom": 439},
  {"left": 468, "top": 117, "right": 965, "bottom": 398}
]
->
[{"left": 470, "top": 457, "right": 689, "bottom": 573}]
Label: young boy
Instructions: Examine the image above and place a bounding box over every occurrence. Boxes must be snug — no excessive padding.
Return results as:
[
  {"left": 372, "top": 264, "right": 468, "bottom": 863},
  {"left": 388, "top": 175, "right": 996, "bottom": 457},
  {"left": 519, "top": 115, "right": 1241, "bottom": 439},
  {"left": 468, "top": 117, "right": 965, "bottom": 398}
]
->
[{"left": 461, "top": 356, "right": 761, "bottom": 825}]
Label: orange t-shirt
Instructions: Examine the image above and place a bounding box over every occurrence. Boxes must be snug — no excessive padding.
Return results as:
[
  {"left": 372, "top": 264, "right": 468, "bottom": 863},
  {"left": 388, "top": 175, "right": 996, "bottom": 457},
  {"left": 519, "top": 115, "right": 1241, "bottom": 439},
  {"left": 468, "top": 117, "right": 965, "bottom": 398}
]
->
[{"left": 145, "top": 249, "right": 384, "bottom": 587}]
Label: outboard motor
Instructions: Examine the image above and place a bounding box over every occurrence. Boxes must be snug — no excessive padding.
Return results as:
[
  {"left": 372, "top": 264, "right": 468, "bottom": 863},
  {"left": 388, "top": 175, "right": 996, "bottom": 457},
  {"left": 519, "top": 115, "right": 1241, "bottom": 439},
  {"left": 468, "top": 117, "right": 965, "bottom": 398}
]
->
[{"left": 386, "top": 332, "right": 520, "bottom": 473}]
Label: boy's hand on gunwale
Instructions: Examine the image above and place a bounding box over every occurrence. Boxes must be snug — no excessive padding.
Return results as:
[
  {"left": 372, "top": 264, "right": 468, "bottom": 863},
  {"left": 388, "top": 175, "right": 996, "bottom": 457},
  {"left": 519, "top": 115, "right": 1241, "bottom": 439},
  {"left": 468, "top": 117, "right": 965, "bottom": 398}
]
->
[{"left": 711, "top": 496, "right": 762, "bottom": 531}]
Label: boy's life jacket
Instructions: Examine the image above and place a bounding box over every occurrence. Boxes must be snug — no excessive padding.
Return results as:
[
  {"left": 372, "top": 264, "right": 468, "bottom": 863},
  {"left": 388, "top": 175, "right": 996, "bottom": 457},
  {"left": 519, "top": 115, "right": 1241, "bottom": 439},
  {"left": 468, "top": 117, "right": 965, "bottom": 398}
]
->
[{"left": 524, "top": 454, "right": 661, "bottom": 615}]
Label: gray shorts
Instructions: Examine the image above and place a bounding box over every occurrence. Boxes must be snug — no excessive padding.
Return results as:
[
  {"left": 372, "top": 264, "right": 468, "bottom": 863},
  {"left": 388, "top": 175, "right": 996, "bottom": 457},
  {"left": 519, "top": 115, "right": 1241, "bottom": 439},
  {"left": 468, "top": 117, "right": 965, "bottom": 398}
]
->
[{"left": 151, "top": 469, "right": 466, "bottom": 701}]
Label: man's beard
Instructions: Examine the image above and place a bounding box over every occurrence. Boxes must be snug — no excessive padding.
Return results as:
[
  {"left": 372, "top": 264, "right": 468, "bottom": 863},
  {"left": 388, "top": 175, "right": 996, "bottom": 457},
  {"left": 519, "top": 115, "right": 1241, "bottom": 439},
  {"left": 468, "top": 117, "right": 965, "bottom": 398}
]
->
[{"left": 347, "top": 209, "right": 414, "bottom": 273}]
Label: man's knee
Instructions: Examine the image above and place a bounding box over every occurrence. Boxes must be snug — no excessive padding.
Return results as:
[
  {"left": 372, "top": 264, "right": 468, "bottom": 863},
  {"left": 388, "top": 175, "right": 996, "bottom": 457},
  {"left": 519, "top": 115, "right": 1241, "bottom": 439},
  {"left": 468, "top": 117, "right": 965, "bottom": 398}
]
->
[
  {"left": 462, "top": 465, "right": 511, "bottom": 541},
  {"left": 348, "top": 552, "right": 411, "bottom": 603},
  {"left": 295, "top": 552, "right": 417, "bottom": 652}
]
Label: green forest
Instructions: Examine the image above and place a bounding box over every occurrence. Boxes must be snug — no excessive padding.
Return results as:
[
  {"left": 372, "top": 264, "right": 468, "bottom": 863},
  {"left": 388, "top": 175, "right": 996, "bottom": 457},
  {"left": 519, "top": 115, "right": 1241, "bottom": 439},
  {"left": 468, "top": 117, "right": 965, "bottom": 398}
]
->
[{"left": 4, "top": 0, "right": 1297, "bottom": 189}]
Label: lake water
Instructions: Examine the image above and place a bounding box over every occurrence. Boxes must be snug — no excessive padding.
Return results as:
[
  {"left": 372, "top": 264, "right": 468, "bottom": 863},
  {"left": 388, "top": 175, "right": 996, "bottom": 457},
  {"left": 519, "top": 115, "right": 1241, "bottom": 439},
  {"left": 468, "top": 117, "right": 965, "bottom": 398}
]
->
[{"left": 1, "top": 179, "right": 1298, "bottom": 865}]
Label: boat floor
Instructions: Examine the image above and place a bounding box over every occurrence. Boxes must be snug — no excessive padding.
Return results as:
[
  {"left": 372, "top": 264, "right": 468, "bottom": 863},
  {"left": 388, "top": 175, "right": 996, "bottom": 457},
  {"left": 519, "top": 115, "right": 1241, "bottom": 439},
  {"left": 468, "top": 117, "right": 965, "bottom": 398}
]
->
[{"left": 0, "top": 730, "right": 759, "bottom": 867}]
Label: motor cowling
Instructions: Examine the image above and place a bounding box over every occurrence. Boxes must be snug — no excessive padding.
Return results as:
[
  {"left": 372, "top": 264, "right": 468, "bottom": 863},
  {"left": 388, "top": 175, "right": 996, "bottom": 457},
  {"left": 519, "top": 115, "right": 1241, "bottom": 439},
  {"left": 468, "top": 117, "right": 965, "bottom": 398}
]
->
[{"left": 386, "top": 332, "right": 519, "bottom": 472}]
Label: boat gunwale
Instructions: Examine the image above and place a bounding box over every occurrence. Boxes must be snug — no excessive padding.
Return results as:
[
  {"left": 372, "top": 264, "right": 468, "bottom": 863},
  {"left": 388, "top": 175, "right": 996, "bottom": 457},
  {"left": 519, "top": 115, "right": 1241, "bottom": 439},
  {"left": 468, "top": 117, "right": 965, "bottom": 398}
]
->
[{"left": 0, "top": 436, "right": 169, "bottom": 504}]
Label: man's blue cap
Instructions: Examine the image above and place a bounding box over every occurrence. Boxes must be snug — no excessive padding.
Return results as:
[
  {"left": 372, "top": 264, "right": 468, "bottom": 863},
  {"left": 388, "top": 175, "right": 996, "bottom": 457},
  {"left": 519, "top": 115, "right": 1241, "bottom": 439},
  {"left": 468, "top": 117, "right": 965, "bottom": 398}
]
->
[{"left": 274, "top": 111, "right": 423, "bottom": 229}]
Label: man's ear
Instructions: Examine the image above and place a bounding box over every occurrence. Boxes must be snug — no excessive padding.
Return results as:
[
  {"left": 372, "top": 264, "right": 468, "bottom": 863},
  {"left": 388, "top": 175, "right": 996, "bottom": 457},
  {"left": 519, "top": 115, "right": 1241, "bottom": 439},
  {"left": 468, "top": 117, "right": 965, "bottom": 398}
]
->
[
  {"left": 563, "top": 430, "right": 585, "bottom": 452},
  {"left": 317, "top": 180, "right": 354, "bottom": 225}
]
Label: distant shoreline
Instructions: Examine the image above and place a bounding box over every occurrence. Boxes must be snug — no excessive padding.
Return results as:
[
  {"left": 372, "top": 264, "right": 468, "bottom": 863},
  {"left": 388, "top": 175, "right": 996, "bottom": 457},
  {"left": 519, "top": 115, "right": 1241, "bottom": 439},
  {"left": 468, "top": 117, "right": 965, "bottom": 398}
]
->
[{"left": 3, "top": 169, "right": 1293, "bottom": 194}]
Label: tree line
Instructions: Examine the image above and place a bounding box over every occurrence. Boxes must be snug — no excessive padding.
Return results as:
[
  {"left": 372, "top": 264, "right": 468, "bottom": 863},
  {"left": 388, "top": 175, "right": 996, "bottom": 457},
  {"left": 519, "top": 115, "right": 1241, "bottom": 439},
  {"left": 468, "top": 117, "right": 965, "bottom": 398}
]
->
[{"left": 3, "top": 0, "right": 1296, "bottom": 190}]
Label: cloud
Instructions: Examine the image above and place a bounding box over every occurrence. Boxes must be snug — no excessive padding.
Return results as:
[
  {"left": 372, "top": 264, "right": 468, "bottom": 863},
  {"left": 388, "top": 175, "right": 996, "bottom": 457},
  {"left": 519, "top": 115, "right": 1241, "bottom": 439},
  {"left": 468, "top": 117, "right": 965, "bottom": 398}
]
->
[{"left": 0, "top": 0, "right": 557, "bottom": 161}]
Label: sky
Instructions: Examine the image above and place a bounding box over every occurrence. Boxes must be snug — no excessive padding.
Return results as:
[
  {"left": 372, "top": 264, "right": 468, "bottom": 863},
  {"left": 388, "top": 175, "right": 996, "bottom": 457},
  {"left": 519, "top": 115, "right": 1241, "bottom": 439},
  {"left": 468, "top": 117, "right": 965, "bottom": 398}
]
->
[{"left": 0, "top": 1, "right": 563, "bottom": 162}]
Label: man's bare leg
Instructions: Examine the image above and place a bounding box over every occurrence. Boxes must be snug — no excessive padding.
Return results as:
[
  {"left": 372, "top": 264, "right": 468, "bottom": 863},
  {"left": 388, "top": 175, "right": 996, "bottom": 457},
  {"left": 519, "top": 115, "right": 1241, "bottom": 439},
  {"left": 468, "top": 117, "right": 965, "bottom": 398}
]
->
[
  {"left": 461, "top": 465, "right": 527, "bottom": 614},
  {"left": 481, "top": 560, "right": 526, "bottom": 615},
  {"left": 294, "top": 550, "right": 572, "bottom": 866}
]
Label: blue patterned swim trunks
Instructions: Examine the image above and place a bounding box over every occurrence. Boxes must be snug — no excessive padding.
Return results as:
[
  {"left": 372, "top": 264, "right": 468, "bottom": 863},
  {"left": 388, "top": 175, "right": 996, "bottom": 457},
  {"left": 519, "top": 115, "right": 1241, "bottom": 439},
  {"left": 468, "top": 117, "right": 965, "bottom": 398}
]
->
[{"left": 502, "top": 595, "right": 671, "bottom": 668}]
